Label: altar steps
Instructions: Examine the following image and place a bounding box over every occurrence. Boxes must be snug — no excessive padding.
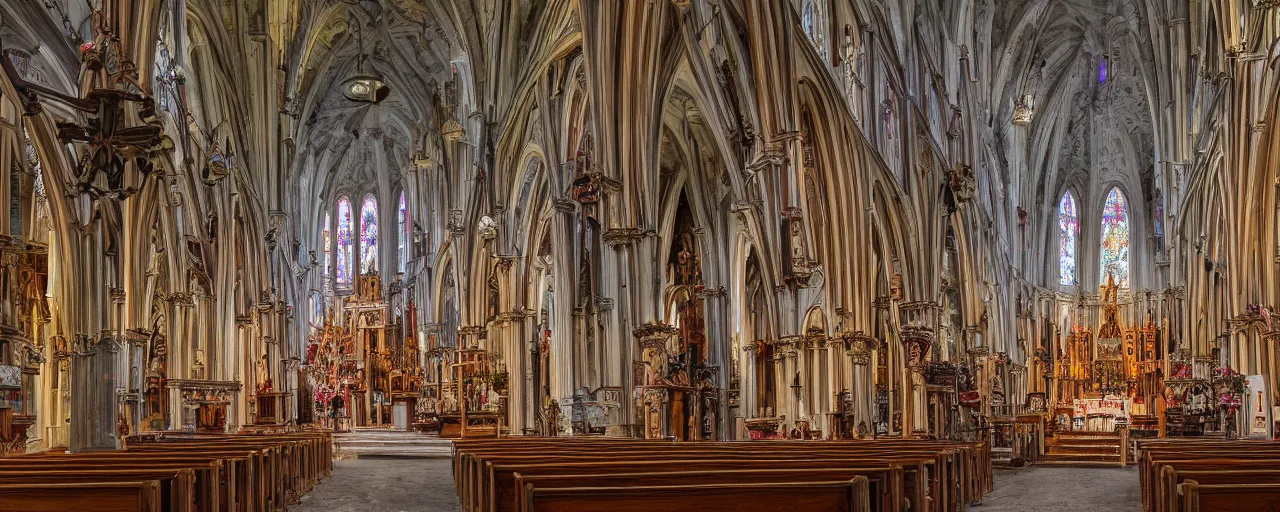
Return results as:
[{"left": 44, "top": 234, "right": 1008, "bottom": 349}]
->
[
  {"left": 334, "top": 429, "right": 453, "bottom": 459},
  {"left": 1038, "top": 431, "right": 1124, "bottom": 467}
]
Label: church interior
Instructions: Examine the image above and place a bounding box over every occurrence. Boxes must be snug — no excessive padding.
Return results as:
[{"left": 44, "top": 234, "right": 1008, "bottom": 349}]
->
[{"left": 0, "top": 0, "right": 1279, "bottom": 510}]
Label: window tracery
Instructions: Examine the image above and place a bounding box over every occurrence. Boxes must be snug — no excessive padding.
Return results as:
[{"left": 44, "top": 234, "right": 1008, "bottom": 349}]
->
[
  {"left": 1058, "top": 192, "right": 1079, "bottom": 286},
  {"left": 398, "top": 191, "right": 407, "bottom": 274},
  {"left": 1099, "top": 187, "right": 1129, "bottom": 288},
  {"left": 336, "top": 197, "right": 353, "bottom": 287},
  {"left": 360, "top": 195, "right": 379, "bottom": 274},
  {"left": 802, "top": 1, "right": 825, "bottom": 58},
  {"left": 322, "top": 213, "right": 331, "bottom": 278}
]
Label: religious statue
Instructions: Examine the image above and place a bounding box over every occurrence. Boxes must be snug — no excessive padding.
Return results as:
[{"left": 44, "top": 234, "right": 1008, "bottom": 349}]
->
[
  {"left": 672, "top": 233, "right": 702, "bottom": 285},
  {"left": 256, "top": 355, "right": 272, "bottom": 394},
  {"left": 486, "top": 272, "right": 500, "bottom": 320},
  {"left": 146, "top": 317, "right": 167, "bottom": 384},
  {"left": 442, "top": 390, "right": 457, "bottom": 413}
]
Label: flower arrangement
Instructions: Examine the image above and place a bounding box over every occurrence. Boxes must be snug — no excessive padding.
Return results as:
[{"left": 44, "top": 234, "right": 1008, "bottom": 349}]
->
[{"left": 1218, "top": 392, "right": 1242, "bottom": 413}]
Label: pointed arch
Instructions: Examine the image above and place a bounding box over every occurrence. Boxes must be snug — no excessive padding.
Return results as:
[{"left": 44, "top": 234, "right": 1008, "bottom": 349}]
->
[
  {"left": 322, "top": 212, "right": 332, "bottom": 278},
  {"left": 1058, "top": 191, "right": 1079, "bottom": 286},
  {"left": 336, "top": 196, "right": 353, "bottom": 287},
  {"left": 360, "top": 194, "right": 379, "bottom": 274},
  {"left": 398, "top": 191, "right": 408, "bottom": 274},
  {"left": 1099, "top": 187, "right": 1130, "bottom": 288}
]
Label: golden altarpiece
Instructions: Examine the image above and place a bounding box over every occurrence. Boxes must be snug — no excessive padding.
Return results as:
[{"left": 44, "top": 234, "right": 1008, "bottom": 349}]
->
[
  {"left": 305, "top": 272, "right": 423, "bottom": 430},
  {"left": 1051, "top": 275, "right": 1163, "bottom": 433},
  {"left": 0, "top": 236, "right": 51, "bottom": 455}
]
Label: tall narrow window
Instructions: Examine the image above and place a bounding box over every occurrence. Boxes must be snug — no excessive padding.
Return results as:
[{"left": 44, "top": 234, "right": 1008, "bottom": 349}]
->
[
  {"left": 398, "top": 191, "right": 408, "bottom": 274},
  {"left": 322, "top": 213, "right": 331, "bottom": 278},
  {"left": 1098, "top": 56, "right": 1109, "bottom": 84},
  {"left": 1099, "top": 187, "right": 1130, "bottom": 288},
  {"left": 802, "top": 1, "right": 824, "bottom": 55},
  {"left": 1058, "top": 192, "right": 1079, "bottom": 285},
  {"left": 336, "top": 197, "right": 353, "bottom": 287},
  {"left": 360, "top": 194, "right": 379, "bottom": 274}
]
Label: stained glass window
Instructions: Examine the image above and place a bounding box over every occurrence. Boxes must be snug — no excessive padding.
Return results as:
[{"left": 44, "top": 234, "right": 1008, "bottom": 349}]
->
[
  {"left": 1058, "top": 192, "right": 1079, "bottom": 286},
  {"left": 1099, "top": 187, "right": 1130, "bottom": 288},
  {"left": 322, "top": 213, "right": 331, "bottom": 277},
  {"left": 336, "top": 197, "right": 353, "bottom": 286},
  {"left": 360, "top": 194, "right": 378, "bottom": 274},
  {"left": 398, "top": 191, "right": 407, "bottom": 274},
  {"left": 1098, "top": 56, "right": 1109, "bottom": 84},
  {"left": 802, "top": 1, "right": 823, "bottom": 55}
]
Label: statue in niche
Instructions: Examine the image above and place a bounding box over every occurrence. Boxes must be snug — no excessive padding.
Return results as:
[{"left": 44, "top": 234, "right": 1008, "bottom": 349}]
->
[
  {"left": 146, "top": 316, "right": 167, "bottom": 383},
  {"left": 147, "top": 221, "right": 164, "bottom": 276},
  {"left": 576, "top": 250, "right": 592, "bottom": 306},
  {"left": 0, "top": 257, "right": 13, "bottom": 326},
  {"left": 256, "top": 354, "right": 272, "bottom": 394},
  {"left": 672, "top": 232, "right": 702, "bottom": 285},
  {"left": 205, "top": 212, "right": 218, "bottom": 244},
  {"left": 486, "top": 272, "right": 500, "bottom": 321},
  {"left": 789, "top": 219, "right": 807, "bottom": 269}
]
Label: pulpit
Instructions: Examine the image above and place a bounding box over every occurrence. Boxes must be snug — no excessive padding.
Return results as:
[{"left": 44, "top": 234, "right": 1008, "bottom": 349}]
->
[{"left": 196, "top": 399, "right": 229, "bottom": 432}]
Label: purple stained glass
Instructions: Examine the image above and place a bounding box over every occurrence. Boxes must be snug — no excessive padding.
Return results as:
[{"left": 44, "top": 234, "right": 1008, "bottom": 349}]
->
[
  {"left": 336, "top": 197, "right": 353, "bottom": 285},
  {"left": 1099, "top": 188, "right": 1130, "bottom": 288},
  {"left": 1058, "top": 192, "right": 1078, "bottom": 286},
  {"left": 360, "top": 195, "right": 378, "bottom": 273},
  {"left": 398, "top": 192, "right": 407, "bottom": 273},
  {"left": 1098, "top": 57, "right": 1109, "bottom": 84}
]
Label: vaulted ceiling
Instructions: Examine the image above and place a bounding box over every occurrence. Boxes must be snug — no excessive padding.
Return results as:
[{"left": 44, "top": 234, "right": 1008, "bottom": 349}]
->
[
  {"left": 985, "top": 0, "right": 1156, "bottom": 210},
  {"left": 289, "top": 0, "right": 464, "bottom": 198}
]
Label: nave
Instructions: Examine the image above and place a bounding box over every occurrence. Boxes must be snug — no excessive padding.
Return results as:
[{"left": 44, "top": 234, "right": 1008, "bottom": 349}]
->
[
  {"left": 2, "top": 0, "right": 1280, "bottom": 510},
  {"left": 291, "top": 430, "right": 1145, "bottom": 512}
]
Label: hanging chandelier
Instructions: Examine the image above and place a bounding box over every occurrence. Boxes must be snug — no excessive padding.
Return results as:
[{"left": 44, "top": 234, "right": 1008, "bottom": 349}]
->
[{"left": 341, "top": 23, "right": 390, "bottom": 104}]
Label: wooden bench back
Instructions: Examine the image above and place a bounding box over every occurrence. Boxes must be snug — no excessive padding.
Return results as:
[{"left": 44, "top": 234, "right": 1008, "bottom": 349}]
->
[
  {"left": 513, "top": 467, "right": 901, "bottom": 512},
  {"left": 1179, "top": 480, "right": 1280, "bottom": 512},
  {"left": 0, "top": 480, "right": 163, "bottom": 512},
  {"left": 522, "top": 478, "right": 871, "bottom": 512}
]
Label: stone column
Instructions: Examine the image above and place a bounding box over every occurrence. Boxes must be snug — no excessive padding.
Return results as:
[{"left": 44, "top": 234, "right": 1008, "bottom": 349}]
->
[
  {"left": 741, "top": 341, "right": 759, "bottom": 423},
  {"left": 848, "top": 334, "right": 875, "bottom": 437},
  {"left": 70, "top": 333, "right": 120, "bottom": 452},
  {"left": 900, "top": 324, "right": 934, "bottom": 438}
]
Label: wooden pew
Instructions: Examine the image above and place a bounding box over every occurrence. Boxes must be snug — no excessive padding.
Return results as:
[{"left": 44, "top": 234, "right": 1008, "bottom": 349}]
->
[
  {"left": 0, "top": 468, "right": 196, "bottom": 512},
  {"left": 462, "top": 448, "right": 927, "bottom": 512},
  {"left": 1136, "top": 439, "right": 1280, "bottom": 512},
  {"left": 0, "top": 455, "right": 233, "bottom": 511},
  {"left": 0, "top": 480, "right": 163, "bottom": 512},
  {"left": 6, "top": 431, "right": 333, "bottom": 512},
  {"left": 520, "top": 478, "right": 872, "bottom": 512},
  {"left": 512, "top": 467, "right": 903, "bottom": 512},
  {"left": 452, "top": 437, "right": 988, "bottom": 506},
  {"left": 481, "top": 454, "right": 926, "bottom": 512},
  {"left": 453, "top": 440, "right": 956, "bottom": 512},
  {"left": 1178, "top": 480, "right": 1280, "bottom": 512},
  {"left": 452, "top": 438, "right": 989, "bottom": 512},
  {"left": 1159, "top": 469, "right": 1280, "bottom": 512}
]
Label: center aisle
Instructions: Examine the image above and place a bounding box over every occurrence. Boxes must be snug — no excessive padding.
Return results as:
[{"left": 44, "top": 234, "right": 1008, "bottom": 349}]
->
[
  {"left": 291, "top": 458, "right": 461, "bottom": 512},
  {"left": 971, "top": 466, "right": 1141, "bottom": 511}
]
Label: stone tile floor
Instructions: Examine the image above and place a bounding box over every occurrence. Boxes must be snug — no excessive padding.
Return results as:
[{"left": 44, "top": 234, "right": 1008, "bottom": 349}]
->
[
  {"left": 290, "top": 458, "right": 461, "bottom": 512},
  {"left": 290, "top": 458, "right": 1142, "bottom": 511},
  {"left": 971, "top": 465, "right": 1142, "bottom": 511}
]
